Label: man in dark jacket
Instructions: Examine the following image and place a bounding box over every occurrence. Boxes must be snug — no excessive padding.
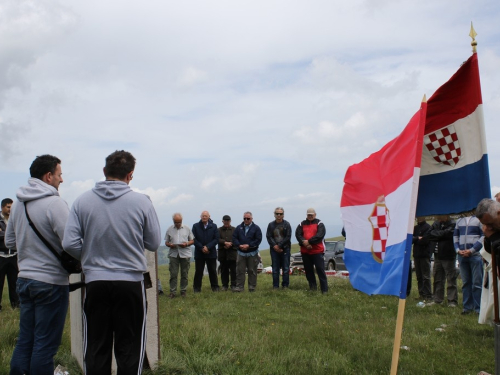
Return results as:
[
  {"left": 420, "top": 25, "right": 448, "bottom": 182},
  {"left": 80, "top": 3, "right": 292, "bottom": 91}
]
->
[
  {"left": 192, "top": 211, "right": 220, "bottom": 292},
  {"left": 218, "top": 215, "right": 237, "bottom": 291},
  {"left": 266, "top": 207, "right": 292, "bottom": 289},
  {"left": 425, "top": 215, "right": 457, "bottom": 307},
  {"left": 412, "top": 217, "right": 432, "bottom": 301},
  {"left": 0, "top": 198, "right": 19, "bottom": 311},
  {"left": 233, "top": 211, "right": 262, "bottom": 292},
  {"left": 295, "top": 208, "right": 328, "bottom": 293}
]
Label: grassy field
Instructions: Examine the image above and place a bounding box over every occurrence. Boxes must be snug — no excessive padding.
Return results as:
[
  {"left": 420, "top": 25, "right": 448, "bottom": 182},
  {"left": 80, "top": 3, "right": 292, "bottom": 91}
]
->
[{"left": 0, "top": 242, "right": 495, "bottom": 374}]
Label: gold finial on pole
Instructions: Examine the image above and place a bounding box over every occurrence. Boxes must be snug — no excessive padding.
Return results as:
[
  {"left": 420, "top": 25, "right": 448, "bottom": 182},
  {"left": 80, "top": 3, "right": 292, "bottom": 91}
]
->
[{"left": 470, "top": 22, "right": 477, "bottom": 53}]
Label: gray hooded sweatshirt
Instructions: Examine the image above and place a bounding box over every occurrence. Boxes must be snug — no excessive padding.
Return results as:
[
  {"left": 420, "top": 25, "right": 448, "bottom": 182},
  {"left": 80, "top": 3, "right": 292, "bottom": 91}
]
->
[
  {"left": 63, "top": 180, "right": 161, "bottom": 283},
  {"left": 5, "top": 178, "right": 70, "bottom": 285}
]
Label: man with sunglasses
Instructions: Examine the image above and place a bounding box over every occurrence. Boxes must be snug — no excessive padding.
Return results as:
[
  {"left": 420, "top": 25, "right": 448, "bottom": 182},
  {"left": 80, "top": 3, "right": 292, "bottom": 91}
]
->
[
  {"left": 295, "top": 208, "right": 328, "bottom": 293},
  {"left": 266, "top": 207, "right": 292, "bottom": 289},
  {"left": 233, "top": 212, "right": 262, "bottom": 292}
]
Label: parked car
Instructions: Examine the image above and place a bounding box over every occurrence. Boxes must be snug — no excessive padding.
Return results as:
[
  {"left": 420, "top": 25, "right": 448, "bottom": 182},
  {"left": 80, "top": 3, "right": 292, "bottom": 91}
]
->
[{"left": 290, "top": 240, "right": 346, "bottom": 271}]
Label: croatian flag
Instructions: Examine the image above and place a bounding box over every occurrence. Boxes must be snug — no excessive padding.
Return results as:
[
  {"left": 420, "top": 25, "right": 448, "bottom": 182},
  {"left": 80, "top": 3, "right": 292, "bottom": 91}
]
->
[
  {"left": 340, "top": 102, "right": 427, "bottom": 297},
  {"left": 416, "top": 53, "right": 490, "bottom": 216}
]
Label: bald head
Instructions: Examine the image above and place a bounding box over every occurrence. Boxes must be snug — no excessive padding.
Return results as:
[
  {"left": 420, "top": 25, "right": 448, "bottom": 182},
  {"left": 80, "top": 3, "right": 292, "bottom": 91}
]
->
[{"left": 201, "top": 211, "right": 210, "bottom": 224}]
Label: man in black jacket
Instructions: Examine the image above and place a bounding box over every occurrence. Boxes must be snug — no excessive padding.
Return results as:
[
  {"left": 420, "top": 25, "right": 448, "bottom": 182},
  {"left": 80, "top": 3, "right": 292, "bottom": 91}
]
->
[
  {"left": 192, "top": 211, "right": 220, "bottom": 292},
  {"left": 0, "top": 198, "right": 19, "bottom": 311},
  {"left": 412, "top": 217, "right": 432, "bottom": 301},
  {"left": 266, "top": 207, "right": 292, "bottom": 289},
  {"left": 425, "top": 215, "right": 457, "bottom": 307}
]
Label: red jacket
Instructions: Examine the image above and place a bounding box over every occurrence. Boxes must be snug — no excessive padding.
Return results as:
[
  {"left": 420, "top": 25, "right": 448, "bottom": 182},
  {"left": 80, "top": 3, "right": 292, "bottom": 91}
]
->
[{"left": 295, "top": 219, "right": 325, "bottom": 255}]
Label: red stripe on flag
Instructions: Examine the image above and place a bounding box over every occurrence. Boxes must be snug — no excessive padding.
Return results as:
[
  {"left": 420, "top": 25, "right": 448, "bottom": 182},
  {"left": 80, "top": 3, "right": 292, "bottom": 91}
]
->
[
  {"left": 341, "top": 104, "right": 426, "bottom": 207},
  {"left": 426, "top": 54, "right": 482, "bottom": 134}
]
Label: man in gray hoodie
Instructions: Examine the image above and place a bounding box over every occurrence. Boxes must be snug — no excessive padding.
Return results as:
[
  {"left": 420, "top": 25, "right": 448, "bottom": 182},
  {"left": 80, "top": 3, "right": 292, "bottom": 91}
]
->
[
  {"left": 5, "top": 154, "right": 69, "bottom": 375},
  {"left": 63, "top": 150, "right": 161, "bottom": 375}
]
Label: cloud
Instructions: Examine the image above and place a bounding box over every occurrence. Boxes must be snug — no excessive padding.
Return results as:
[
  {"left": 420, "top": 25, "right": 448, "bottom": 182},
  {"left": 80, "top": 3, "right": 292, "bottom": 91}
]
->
[
  {"left": 132, "top": 186, "right": 177, "bottom": 206},
  {"left": 201, "top": 163, "right": 259, "bottom": 192}
]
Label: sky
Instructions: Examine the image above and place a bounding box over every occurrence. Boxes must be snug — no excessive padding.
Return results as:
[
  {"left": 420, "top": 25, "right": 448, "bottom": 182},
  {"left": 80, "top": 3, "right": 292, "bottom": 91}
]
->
[{"left": 1, "top": 0, "right": 500, "bottom": 239}]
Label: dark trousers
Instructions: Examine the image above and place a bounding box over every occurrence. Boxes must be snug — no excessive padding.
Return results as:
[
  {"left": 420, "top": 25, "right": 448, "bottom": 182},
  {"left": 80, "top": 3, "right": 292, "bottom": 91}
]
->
[
  {"left": 193, "top": 258, "right": 219, "bottom": 291},
  {"left": 0, "top": 255, "right": 19, "bottom": 308},
  {"left": 414, "top": 257, "right": 432, "bottom": 299},
  {"left": 219, "top": 259, "right": 236, "bottom": 288},
  {"left": 83, "top": 280, "right": 147, "bottom": 375},
  {"left": 302, "top": 253, "right": 328, "bottom": 292}
]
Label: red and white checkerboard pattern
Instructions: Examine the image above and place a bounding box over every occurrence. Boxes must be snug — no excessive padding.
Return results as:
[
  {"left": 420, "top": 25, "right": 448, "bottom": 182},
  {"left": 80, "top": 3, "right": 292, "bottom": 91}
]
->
[
  {"left": 369, "top": 204, "right": 389, "bottom": 262},
  {"left": 424, "top": 125, "right": 462, "bottom": 167}
]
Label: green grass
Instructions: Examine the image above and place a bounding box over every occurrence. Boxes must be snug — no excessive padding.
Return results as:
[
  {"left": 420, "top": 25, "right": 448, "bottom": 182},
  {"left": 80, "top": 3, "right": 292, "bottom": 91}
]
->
[{"left": 0, "top": 241, "right": 495, "bottom": 374}]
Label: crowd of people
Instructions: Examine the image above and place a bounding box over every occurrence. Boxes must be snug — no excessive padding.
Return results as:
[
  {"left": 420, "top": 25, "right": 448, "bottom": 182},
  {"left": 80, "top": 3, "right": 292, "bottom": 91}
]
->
[
  {"left": 162, "top": 206, "right": 328, "bottom": 298},
  {"left": 2, "top": 150, "right": 500, "bottom": 374},
  {"left": 0, "top": 151, "right": 329, "bottom": 375},
  {"left": 412, "top": 194, "right": 500, "bottom": 320}
]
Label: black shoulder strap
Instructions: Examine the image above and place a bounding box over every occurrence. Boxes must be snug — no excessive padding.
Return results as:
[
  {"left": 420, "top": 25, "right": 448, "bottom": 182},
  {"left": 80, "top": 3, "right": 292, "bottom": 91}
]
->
[{"left": 24, "top": 202, "right": 62, "bottom": 261}]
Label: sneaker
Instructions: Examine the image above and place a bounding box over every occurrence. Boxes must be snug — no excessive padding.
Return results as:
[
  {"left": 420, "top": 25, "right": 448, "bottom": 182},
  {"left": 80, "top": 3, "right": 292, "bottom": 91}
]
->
[
  {"left": 448, "top": 303, "right": 457, "bottom": 308},
  {"left": 426, "top": 301, "right": 436, "bottom": 306}
]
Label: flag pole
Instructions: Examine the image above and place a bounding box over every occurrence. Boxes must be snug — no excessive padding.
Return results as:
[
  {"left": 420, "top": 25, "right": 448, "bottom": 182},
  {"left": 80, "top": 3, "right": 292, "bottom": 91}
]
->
[
  {"left": 390, "top": 298, "right": 407, "bottom": 375},
  {"left": 390, "top": 95, "right": 427, "bottom": 375}
]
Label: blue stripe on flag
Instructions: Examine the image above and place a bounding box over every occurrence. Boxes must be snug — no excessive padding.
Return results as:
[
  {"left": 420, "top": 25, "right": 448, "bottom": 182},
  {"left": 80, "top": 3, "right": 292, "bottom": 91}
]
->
[
  {"left": 416, "top": 155, "right": 490, "bottom": 216},
  {"left": 344, "top": 233, "right": 412, "bottom": 297}
]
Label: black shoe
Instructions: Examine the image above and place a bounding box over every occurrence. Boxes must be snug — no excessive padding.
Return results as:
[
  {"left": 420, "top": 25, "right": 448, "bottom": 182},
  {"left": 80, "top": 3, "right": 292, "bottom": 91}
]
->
[
  {"left": 169, "top": 293, "right": 176, "bottom": 299},
  {"left": 181, "top": 291, "right": 186, "bottom": 297},
  {"left": 461, "top": 310, "right": 472, "bottom": 315}
]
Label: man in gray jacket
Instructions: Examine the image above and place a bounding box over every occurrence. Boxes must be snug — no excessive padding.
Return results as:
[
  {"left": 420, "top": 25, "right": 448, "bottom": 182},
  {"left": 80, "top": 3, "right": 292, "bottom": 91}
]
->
[
  {"left": 63, "top": 150, "right": 161, "bottom": 375},
  {"left": 6, "top": 155, "right": 69, "bottom": 375}
]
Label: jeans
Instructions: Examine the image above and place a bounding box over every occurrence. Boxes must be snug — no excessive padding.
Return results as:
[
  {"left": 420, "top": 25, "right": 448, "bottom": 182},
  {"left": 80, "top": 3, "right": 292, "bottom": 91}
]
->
[
  {"left": 169, "top": 256, "right": 191, "bottom": 294},
  {"left": 302, "top": 253, "right": 328, "bottom": 292},
  {"left": 433, "top": 256, "right": 458, "bottom": 304},
  {"left": 458, "top": 254, "right": 484, "bottom": 312},
  {"left": 270, "top": 249, "right": 290, "bottom": 288},
  {"left": 10, "top": 278, "right": 69, "bottom": 375}
]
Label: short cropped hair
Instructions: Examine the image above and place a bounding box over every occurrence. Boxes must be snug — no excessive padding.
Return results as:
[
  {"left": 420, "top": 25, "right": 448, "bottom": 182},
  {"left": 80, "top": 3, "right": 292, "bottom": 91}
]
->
[
  {"left": 1, "top": 198, "right": 13, "bottom": 208},
  {"left": 244, "top": 211, "right": 253, "bottom": 217},
  {"left": 29, "top": 155, "right": 61, "bottom": 180},
  {"left": 476, "top": 198, "right": 500, "bottom": 219},
  {"left": 104, "top": 150, "right": 136, "bottom": 179},
  {"left": 172, "top": 212, "right": 183, "bottom": 220},
  {"left": 274, "top": 207, "right": 284, "bottom": 213}
]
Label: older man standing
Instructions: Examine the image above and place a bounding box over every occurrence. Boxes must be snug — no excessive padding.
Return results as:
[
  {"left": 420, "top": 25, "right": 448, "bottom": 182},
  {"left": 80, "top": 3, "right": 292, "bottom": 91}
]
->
[
  {"left": 266, "top": 207, "right": 292, "bottom": 289},
  {"left": 218, "top": 215, "right": 237, "bottom": 291},
  {"left": 233, "top": 212, "right": 262, "bottom": 292},
  {"left": 295, "top": 208, "right": 328, "bottom": 293},
  {"left": 192, "top": 211, "right": 220, "bottom": 292},
  {"left": 165, "top": 213, "right": 194, "bottom": 298}
]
